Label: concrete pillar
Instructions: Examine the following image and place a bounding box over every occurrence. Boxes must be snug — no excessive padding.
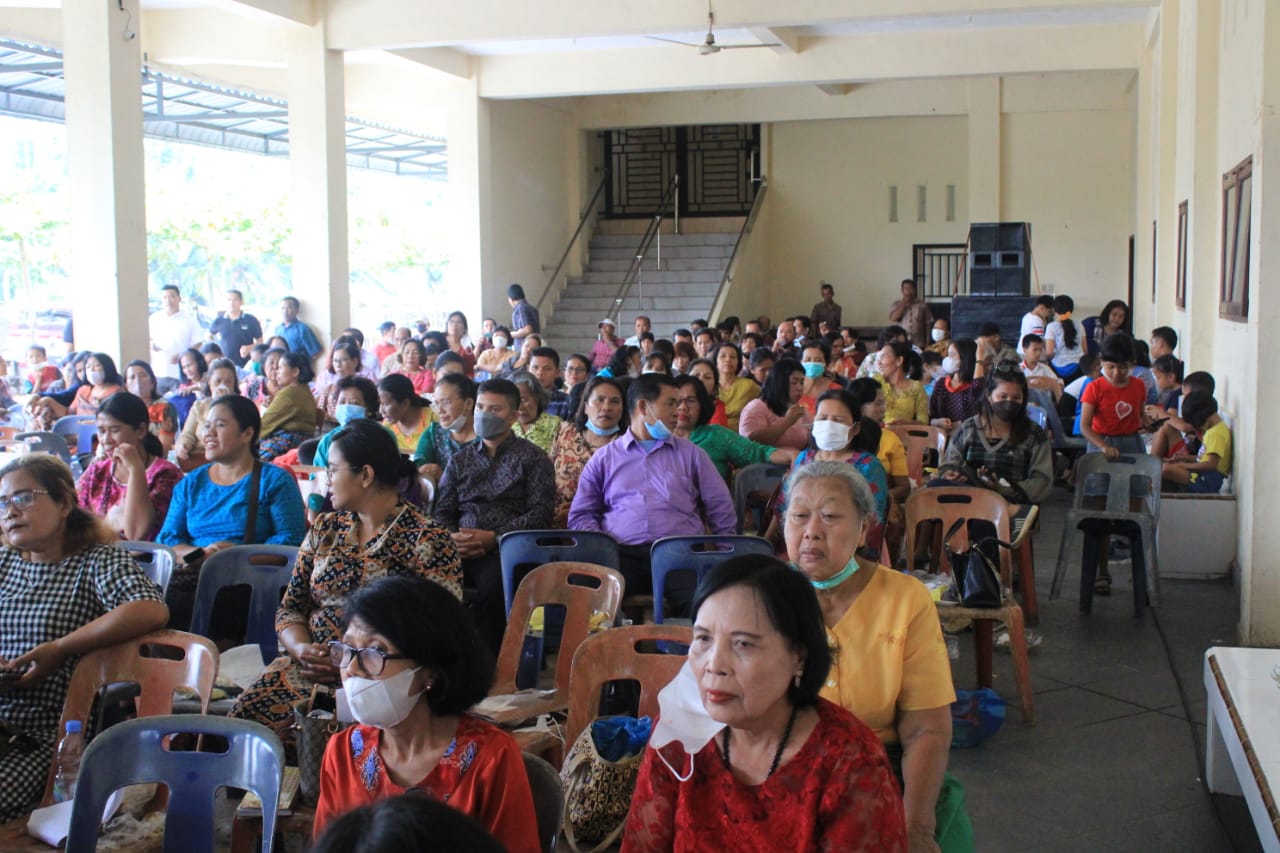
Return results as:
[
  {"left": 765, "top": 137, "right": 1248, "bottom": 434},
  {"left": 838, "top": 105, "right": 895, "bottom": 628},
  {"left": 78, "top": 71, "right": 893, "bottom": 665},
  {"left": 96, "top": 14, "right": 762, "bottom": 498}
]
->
[
  {"left": 61, "top": 0, "right": 149, "bottom": 363},
  {"left": 1186, "top": 0, "right": 1219, "bottom": 370},
  {"left": 966, "top": 77, "right": 1001, "bottom": 224},
  {"left": 1239, "top": 3, "right": 1280, "bottom": 645},
  {"left": 444, "top": 77, "right": 490, "bottom": 328},
  {"left": 1152, "top": 0, "right": 1180, "bottom": 327},
  {"left": 287, "top": 23, "right": 348, "bottom": 347}
]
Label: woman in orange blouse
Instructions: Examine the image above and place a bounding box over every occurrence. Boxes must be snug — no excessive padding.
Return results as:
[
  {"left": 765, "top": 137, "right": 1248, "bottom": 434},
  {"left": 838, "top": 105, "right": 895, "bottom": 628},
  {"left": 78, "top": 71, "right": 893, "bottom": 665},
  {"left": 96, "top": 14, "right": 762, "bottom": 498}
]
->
[{"left": 314, "top": 575, "right": 538, "bottom": 853}]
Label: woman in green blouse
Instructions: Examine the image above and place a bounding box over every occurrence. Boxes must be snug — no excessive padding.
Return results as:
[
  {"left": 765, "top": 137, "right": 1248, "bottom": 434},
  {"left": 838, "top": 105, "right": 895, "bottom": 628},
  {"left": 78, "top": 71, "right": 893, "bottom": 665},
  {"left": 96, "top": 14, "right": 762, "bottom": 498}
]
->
[
  {"left": 672, "top": 374, "right": 794, "bottom": 482},
  {"left": 509, "top": 371, "right": 561, "bottom": 454}
]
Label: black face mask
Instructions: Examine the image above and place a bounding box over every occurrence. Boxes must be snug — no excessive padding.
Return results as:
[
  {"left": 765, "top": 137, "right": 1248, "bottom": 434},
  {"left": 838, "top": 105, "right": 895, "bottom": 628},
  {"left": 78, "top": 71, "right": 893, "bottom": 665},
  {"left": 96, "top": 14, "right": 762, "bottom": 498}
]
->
[{"left": 991, "top": 400, "right": 1025, "bottom": 421}]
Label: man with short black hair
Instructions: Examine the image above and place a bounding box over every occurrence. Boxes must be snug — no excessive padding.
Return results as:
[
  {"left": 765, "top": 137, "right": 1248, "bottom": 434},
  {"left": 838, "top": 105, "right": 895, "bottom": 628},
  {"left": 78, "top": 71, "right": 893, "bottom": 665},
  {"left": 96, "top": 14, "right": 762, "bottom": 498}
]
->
[
  {"left": 625, "top": 315, "right": 651, "bottom": 347},
  {"left": 810, "top": 281, "right": 842, "bottom": 337},
  {"left": 693, "top": 327, "right": 718, "bottom": 358},
  {"left": 507, "top": 283, "right": 540, "bottom": 348},
  {"left": 274, "top": 295, "right": 323, "bottom": 359},
  {"left": 568, "top": 374, "right": 735, "bottom": 609},
  {"left": 435, "top": 377, "right": 555, "bottom": 653},
  {"left": 889, "top": 278, "right": 934, "bottom": 349},
  {"left": 209, "top": 288, "right": 263, "bottom": 367},
  {"left": 149, "top": 284, "right": 203, "bottom": 379},
  {"left": 529, "top": 346, "right": 570, "bottom": 418}
]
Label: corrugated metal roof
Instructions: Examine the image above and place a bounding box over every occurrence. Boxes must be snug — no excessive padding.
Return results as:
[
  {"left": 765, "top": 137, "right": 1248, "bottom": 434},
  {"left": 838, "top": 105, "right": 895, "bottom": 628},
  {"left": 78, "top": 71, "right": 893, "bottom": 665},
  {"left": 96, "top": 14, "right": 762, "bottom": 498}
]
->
[{"left": 0, "top": 38, "right": 447, "bottom": 179}]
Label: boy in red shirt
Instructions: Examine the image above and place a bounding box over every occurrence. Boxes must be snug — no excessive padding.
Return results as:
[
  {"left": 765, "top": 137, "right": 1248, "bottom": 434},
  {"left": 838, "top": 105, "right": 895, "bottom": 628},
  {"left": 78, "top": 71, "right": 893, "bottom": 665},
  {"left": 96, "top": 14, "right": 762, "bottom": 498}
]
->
[{"left": 1080, "top": 332, "right": 1152, "bottom": 458}]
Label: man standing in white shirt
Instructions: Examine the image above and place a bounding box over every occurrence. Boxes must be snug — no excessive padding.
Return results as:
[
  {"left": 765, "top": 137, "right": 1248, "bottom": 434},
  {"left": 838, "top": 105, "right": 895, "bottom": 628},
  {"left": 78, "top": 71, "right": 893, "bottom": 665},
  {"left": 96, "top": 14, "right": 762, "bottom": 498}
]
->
[
  {"left": 149, "top": 285, "right": 203, "bottom": 379},
  {"left": 1017, "top": 295, "right": 1055, "bottom": 355}
]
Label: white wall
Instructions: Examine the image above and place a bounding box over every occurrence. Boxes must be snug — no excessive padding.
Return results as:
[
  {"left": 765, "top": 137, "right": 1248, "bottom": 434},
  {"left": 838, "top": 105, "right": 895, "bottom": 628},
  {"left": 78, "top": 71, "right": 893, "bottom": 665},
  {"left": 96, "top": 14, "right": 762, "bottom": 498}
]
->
[{"left": 481, "top": 98, "right": 575, "bottom": 326}]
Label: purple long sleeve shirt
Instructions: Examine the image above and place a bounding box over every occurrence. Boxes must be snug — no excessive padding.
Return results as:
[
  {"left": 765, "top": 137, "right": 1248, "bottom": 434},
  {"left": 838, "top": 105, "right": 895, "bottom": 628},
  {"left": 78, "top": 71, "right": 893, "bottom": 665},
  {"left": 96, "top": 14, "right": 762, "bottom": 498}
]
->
[{"left": 567, "top": 430, "right": 737, "bottom": 545}]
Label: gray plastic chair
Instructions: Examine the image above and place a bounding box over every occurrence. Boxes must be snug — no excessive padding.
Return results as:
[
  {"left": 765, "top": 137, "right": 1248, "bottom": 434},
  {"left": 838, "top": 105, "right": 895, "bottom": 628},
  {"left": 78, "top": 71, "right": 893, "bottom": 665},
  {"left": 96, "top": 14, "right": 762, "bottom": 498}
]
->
[
  {"left": 732, "top": 462, "right": 789, "bottom": 534},
  {"left": 15, "top": 430, "right": 71, "bottom": 463},
  {"left": 522, "top": 752, "right": 564, "bottom": 853},
  {"left": 1050, "top": 453, "right": 1162, "bottom": 616},
  {"left": 118, "top": 541, "right": 178, "bottom": 595},
  {"left": 65, "top": 714, "right": 283, "bottom": 853}
]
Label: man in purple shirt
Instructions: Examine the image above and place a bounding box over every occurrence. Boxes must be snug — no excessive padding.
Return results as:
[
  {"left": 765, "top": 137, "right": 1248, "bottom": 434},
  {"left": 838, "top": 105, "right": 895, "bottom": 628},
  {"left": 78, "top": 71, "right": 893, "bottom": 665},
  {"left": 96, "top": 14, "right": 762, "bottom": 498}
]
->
[{"left": 568, "top": 373, "right": 736, "bottom": 611}]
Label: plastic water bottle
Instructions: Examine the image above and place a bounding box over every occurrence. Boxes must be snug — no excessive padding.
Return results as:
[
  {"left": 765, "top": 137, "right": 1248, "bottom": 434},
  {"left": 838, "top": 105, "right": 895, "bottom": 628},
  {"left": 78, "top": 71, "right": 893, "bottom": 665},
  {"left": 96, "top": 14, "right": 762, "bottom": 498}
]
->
[{"left": 52, "top": 720, "right": 84, "bottom": 803}]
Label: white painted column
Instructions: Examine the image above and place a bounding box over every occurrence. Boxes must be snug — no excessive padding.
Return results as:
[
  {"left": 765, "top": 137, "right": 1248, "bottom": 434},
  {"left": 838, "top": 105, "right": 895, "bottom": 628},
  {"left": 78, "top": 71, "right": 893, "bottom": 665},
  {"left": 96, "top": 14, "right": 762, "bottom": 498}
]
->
[
  {"left": 1186, "top": 0, "right": 1220, "bottom": 369},
  {"left": 287, "top": 23, "right": 348, "bottom": 346},
  {"left": 61, "top": 0, "right": 149, "bottom": 363},
  {"left": 1238, "top": 2, "right": 1280, "bottom": 645},
  {"left": 444, "top": 77, "right": 490, "bottom": 327},
  {"left": 966, "top": 77, "right": 1001, "bottom": 224},
  {"left": 1151, "top": 0, "right": 1180, "bottom": 328}
]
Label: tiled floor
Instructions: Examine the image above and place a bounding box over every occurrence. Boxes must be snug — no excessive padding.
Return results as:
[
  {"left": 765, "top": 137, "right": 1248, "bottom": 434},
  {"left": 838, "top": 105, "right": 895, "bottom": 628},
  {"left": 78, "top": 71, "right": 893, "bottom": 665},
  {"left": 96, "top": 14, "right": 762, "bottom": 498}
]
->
[{"left": 948, "top": 485, "right": 1262, "bottom": 852}]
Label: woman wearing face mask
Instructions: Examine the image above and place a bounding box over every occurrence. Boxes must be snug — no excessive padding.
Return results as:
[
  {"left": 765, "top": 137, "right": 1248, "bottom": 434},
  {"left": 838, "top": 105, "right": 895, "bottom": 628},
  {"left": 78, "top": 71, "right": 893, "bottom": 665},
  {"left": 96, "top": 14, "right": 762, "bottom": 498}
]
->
[
  {"left": 413, "top": 373, "right": 478, "bottom": 487},
  {"left": 928, "top": 340, "right": 986, "bottom": 433},
  {"left": 30, "top": 352, "right": 124, "bottom": 433},
  {"left": 781, "top": 463, "right": 968, "bottom": 853},
  {"left": 767, "top": 389, "right": 889, "bottom": 556},
  {"left": 927, "top": 318, "right": 952, "bottom": 356},
  {"left": 378, "top": 374, "right": 434, "bottom": 455},
  {"left": 739, "top": 360, "right": 812, "bottom": 451},
  {"left": 75, "top": 392, "right": 183, "bottom": 541},
  {"left": 175, "top": 358, "right": 240, "bottom": 472},
  {"left": 230, "top": 424, "right": 461, "bottom": 745},
  {"left": 550, "top": 375, "right": 626, "bottom": 528},
  {"left": 799, "top": 341, "right": 842, "bottom": 416},
  {"left": 309, "top": 376, "right": 382, "bottom": 470},
  {"left": 934, "top": 365, "right": 1052, "bottom": 504},
  {"left": 686, "top": 358, "right": 729, "bottom": 427},
  {"left": 508, "top": 371, "right": 560, "bottom": 454},
  {"left": 124, "top": 359, "right": 179, "bottom": 454},
  {"left": 622, "top": 555, "right": 906, "bottom": 852},
  {"left": 875, "top": 342, "right": 928, "bottom": 425},
  {"left": 315, "top": 340, "right": 364, "bottom": 426},
  {"left": 713, "top": 343, "right": 759, "bottom": 433},
  {"left": 672, "top": 375, "right": 794, "bottom": 483},
  {"left": 259, "top": 351, "right": 319, "bottom": 461},
  {"left": 313, "top": 575, "right": 538, "bottom": 852},
  {"left": 473, "top": 326, "right": 513, "bottom": 380}
]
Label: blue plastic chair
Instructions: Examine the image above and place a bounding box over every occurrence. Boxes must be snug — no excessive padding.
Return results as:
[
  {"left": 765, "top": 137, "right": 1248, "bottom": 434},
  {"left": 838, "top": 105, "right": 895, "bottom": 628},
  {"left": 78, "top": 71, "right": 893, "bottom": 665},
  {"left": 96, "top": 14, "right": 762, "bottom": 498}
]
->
[
  {"left": 649, "top": 535, "right": 775, "bottom": 624},
  {"left": 118, "top": 541, "right": 178, "bottom": 595},
  {"left": 52, "top": 414, "right": 96, "bottom": 455},
  {"left": 65, "top": 714, "right": 284, "bottom": 853},
  {"left": 1026, "top": 404, "right": 1049, "bottom": 430},
  {"left": 498, "top": 530, "right": 621, "bottom": 614},
  {"left": 190, "top": 545, "right": 298, "bottom": 664},
  {"left": 15, "top": 430, "right": 71, "bottom": 463}
]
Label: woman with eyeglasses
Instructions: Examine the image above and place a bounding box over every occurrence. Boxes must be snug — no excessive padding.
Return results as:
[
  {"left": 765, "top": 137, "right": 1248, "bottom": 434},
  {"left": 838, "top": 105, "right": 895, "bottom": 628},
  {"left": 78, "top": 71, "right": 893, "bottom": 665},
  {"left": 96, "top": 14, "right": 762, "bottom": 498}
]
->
[
  {"left": 230, "top": 421, "right": 460, "bottom": 743},
  {"left": 0, "top": 455, "right": 169, "bottom": 822},
  {"left": 413, "top": 373, "right": 479, "bottom": 488},
  {"left": 672, "top": 374, "right": 793, "bottom": 483},
  {"left": 312, "top": 574, "right": 538, "bottom": 853}
]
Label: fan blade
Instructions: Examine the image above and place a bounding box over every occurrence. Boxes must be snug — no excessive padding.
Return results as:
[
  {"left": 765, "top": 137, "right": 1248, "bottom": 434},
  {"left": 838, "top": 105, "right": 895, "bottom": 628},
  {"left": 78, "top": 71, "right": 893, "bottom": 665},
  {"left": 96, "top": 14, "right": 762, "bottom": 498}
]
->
[
  {"left": 646, "top": 35, "right": 703, "bottom": 48},
  {"left": 717, "top": 43, "right": 782, "bottom": 49}
]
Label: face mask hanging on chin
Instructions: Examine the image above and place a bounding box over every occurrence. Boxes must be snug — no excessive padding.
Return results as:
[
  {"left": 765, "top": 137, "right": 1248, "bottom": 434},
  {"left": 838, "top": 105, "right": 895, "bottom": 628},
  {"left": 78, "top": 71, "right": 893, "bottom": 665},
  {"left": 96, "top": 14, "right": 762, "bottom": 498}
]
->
[{"left": 649, "top": 661, "right": 726, "bottom": 782}]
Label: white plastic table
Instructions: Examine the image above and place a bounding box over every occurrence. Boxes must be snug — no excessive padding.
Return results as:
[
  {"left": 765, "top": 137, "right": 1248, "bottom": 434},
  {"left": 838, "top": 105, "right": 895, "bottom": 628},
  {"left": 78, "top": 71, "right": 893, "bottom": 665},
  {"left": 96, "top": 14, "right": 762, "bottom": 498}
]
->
[{"left": 1204, "top": 646, "right": 1280, "bottom": 852}]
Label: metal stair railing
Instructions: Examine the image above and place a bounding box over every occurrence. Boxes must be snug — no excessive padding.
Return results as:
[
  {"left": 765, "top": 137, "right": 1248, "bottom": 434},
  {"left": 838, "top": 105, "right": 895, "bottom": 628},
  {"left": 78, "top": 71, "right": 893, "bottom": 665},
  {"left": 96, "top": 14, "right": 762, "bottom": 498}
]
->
[
  {"left": 708, "top": 177, "right": 768, "bottom": 323},
  {"left": 606, "top": 172, "right": 680, "bottom": 323}
]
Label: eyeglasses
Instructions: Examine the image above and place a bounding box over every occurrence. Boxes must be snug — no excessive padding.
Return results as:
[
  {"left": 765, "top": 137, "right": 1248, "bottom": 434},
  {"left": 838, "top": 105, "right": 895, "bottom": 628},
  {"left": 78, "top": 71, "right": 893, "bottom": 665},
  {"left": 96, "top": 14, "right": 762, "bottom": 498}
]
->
[
  {"left": 992, "top": 359, "right": 1023, "bottom": 378},
  {"left": 325, "top": 465, "right": 358, "bottom": 479},
  {"left": 328, "top": 641, "right": 412, "bottom": 676},
  {"left": 0, "top": 490, "right": 49, "bottom": 512}
]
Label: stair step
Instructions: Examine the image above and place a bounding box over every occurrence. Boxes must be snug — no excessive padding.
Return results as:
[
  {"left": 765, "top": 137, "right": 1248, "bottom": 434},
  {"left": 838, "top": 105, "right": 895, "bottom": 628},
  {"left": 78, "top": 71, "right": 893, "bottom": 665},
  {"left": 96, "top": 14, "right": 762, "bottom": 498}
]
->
[
  {"left": 590, "top": 232, "right": 738, "bottom": 248},
  {"left": 587, "top": 244, "right": 734, "bottom": 260},
  {"left": 581, "top": 271, "right": 722, "bottom": 286},
  {"left": 588, "top": 256, "right": 727, "bottom": 272}
]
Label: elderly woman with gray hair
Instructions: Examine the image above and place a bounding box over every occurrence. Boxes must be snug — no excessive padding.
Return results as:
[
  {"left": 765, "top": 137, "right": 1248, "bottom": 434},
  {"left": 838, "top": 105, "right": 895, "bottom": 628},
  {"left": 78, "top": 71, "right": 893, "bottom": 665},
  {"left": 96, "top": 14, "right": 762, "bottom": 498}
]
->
[
  {"left": 508, "top": 370, "right": 561, "bottom": 454},
  {"left": 782, "top": 461, "right": 973, "bottom": 853}
]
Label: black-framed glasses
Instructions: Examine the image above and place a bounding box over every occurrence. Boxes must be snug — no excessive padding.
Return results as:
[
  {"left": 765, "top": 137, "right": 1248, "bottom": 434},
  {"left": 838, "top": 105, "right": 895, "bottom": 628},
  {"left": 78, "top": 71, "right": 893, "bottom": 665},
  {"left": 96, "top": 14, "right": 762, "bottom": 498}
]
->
[
  {"left": 328, "top": 641, "right": 411, "bottom": 676},
  {"left": 0, "top": 490, "right": 49, "bottom": 512},
  {"left": 992, "top": 359, "right": 1023, "bottom": 378},
  {"left": 325, "top": 465, "right": 359, "bottom": 479}
]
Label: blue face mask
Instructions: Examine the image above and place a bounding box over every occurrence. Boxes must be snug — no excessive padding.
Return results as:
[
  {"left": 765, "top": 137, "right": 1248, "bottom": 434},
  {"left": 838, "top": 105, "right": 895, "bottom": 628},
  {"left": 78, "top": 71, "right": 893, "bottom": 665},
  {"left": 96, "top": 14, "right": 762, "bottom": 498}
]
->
[
  {"left": 645, "top": 416, "right": 673, "bottom": 442},
  {"left": 791, "top": 557, "right": 859, "bottom": 590},
  {"left": 585, "top": 420, "right": 621, "bottom": 437},
  {"left": 335, "top": 403, "right": 366, "bottom": 426},
  {"left": 803, "top": 362, "right": 825, "bottom": 379}
]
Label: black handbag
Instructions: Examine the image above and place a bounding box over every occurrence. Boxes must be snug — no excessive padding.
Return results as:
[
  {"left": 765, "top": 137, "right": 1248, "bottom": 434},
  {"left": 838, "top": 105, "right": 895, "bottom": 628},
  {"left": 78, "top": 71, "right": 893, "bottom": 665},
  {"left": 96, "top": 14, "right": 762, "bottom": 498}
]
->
[{"left": 943, "top": 518, "right": 1009, "bottom": 609}]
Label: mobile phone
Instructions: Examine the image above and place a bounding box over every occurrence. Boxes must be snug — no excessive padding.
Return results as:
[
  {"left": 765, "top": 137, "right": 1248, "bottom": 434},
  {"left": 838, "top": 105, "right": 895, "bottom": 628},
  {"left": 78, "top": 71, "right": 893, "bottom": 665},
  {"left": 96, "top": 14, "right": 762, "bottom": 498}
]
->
[
  {"left": 183, "top": 547, "right": 207, "bottom": 565},
  {"left": 1148, "top": 418, "right": 1169, "bottom": 430}
]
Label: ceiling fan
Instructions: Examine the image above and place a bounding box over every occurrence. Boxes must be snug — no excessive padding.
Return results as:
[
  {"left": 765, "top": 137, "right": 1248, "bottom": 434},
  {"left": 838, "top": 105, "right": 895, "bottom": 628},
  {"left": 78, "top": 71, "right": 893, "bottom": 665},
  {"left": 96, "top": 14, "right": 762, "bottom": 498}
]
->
[{"left": 647, "top": 0, "right": 778, "bottom": 55}]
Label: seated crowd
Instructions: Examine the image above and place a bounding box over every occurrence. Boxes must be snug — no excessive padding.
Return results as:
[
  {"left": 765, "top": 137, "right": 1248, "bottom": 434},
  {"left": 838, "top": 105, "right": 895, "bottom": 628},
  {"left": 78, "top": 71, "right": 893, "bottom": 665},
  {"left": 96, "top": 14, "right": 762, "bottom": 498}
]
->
[{"left": 0, "top": 282, "right": 1228, "bottom": 851}]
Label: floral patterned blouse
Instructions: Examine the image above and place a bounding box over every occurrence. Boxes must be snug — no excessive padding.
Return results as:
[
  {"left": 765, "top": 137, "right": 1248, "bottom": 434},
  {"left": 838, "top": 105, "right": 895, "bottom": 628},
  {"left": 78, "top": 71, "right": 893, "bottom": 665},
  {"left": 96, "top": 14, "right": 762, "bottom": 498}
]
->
[
  {"left": 622, "top": 698, "right": 907, "bottom": 853},
  {"left": 549, "top": 420, "right": 618, "bottom": 528},
  {"left": 75, "top": 455, "right": 183, "bottom": 540}
]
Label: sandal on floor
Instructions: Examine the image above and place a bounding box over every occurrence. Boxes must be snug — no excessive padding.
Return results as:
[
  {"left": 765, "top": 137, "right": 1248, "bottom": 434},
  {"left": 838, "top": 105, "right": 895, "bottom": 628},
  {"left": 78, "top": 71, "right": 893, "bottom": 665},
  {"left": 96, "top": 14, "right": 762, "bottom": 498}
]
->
[{"left": 1094, "top": 575, "right": 1112, "bottom": 596}]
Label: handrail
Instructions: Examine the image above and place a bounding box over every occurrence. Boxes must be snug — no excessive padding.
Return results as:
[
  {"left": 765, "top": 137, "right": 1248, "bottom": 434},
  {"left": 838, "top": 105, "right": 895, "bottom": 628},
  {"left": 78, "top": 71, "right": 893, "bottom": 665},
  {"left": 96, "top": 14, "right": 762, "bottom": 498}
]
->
[
  {"left": 535, "top": 170, "right": 610, "bottom": 314},
  {"left": 607, "top": 172, "right": 680, "bottom": 323},
  {"left": 708, "top": 178, "right": 768, "bottom": 323}
]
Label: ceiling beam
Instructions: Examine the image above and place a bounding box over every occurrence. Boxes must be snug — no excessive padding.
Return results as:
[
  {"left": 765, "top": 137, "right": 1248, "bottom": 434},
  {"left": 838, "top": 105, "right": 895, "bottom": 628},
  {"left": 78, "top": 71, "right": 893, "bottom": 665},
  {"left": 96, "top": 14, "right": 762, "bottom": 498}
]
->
[
  {"left": 750, "top": 26, "right": 802, "bottom": 54},
  {"left": 387, "top": 47, "right": 472, "bottom": 79},
  {"left": 477, "top": 22, "right": 1144, "bottom": 99},
  {"left": 323, "top": 0, "right": 1157, "bottom": 52},
  {"left": 223, "top": 0, "right": 317, "bottom": 27},
  {"left": 816, "top": 83, "right": 854, "bottom": 95}
]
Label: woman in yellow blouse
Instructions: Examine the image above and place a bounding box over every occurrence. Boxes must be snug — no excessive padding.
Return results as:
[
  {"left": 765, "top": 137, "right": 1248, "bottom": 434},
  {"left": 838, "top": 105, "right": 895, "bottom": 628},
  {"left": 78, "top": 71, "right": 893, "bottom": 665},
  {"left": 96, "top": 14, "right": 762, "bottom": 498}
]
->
[
  {"left": 712, "top": 342, "right": 759, "bottom": 433},
  {"left": 378, "top": 373, "right": 434, "bottom": 454},
  {"left": 876, "top": 342, "right": 929, "bottom": 424},
  {"left": 782, "top": 461, "right": 971, "bottom": 853}
]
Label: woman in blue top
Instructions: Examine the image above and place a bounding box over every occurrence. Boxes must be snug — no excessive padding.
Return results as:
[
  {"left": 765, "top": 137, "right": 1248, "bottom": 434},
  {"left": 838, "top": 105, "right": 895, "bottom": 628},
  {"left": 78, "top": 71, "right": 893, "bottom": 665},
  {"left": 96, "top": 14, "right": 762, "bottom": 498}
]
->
[{"left": 158, "top": 394, "right": 306, "bottom": 627}]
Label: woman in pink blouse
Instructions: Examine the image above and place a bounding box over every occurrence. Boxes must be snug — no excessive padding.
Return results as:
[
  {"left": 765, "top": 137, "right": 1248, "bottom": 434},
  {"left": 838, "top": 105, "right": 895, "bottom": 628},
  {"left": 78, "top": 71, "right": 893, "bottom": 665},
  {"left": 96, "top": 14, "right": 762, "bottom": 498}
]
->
[
  {"left": 76, "top": 392, "right": 183, "bottom": 541},
  {"left": 738, "top": 360, "right": 813, "bottom": 451}
]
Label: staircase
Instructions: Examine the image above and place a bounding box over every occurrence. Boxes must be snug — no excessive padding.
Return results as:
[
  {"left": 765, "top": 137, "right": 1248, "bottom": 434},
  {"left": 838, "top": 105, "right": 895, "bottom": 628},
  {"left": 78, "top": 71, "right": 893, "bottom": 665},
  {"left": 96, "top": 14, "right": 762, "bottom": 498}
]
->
[{"left": 545, "top": 218, "right": 744, "bottom": 358}]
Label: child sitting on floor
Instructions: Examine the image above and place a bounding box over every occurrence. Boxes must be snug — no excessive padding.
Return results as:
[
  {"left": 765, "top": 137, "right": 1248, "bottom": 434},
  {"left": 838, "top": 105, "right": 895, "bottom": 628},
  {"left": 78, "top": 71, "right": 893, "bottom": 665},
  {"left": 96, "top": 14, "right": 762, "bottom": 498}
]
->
[
  {"left": 1149, "top": 370, "right": 1215, "bottom": 459},
  {"left": 1160, "top": 391, "right": 1231, "bottom": 494}
]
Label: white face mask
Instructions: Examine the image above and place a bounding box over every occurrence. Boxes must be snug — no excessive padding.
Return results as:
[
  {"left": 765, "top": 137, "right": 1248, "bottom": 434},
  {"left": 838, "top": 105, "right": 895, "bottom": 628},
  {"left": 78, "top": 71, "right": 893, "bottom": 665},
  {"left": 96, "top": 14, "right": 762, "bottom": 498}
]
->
[
  {"left": 342, "top": 666, "right": 424, "bottom": 729},
  {"left": 811, "top": 420, "right": 852, "bottom": 452},
  {"left": 650, "top": 662, "right": 726, "bottom": 782},
  {"left": 941, "top": 356, "right": 959, "bottom": 375},
  {"left": 931, "top": 328, "right": 947, "bottom": 342},
  {"left": 493, "top": 336, "right": 509, "bottom": 349}
]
